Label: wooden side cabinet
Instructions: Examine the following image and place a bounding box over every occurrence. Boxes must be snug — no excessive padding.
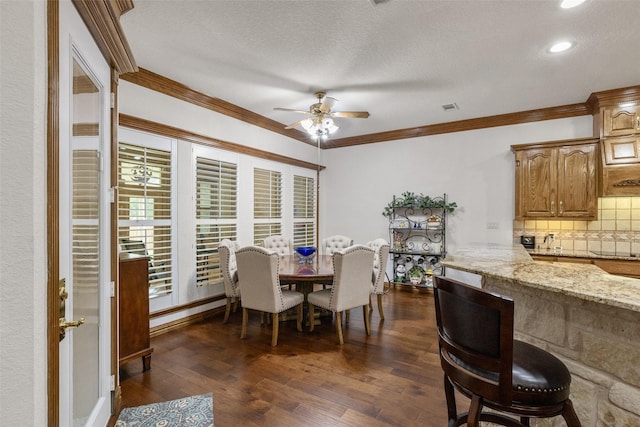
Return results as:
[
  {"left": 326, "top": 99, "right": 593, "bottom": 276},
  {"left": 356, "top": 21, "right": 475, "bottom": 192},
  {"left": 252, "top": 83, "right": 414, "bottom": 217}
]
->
[
  {"left": 512, "top": 138, "right": 598, "bottom": 220},
  {"left": 119, "top": 253, "right": 153, "bottom": 371}
]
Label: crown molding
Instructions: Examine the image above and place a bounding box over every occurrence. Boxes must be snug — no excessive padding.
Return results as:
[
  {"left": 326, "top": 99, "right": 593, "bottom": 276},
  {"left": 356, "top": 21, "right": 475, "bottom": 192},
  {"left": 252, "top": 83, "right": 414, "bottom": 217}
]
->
[
  {"left": 586, "top": 85, "right": 640, "bottom": 109},
  {"left": 325, "top": 103, "right": 591, "bottom": 149},
  {"left": 119, "top": 114, "right": 324, "bottom": 171},
  {"left": 72, "top": 0, "right": 137, "bottom": 74}
]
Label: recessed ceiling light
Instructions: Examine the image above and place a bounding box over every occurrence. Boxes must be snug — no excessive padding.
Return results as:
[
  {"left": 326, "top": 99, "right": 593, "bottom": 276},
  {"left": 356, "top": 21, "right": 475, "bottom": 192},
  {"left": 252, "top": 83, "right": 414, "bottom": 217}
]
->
[
  {"left": 548, "top": 41, "right": 574, "bottom": 53},
  {"left": 442, "top": 103, "right": 459, "bottom": 111},
  {"left": 560, "top": 0, "right": 586, "bottom": 9}
]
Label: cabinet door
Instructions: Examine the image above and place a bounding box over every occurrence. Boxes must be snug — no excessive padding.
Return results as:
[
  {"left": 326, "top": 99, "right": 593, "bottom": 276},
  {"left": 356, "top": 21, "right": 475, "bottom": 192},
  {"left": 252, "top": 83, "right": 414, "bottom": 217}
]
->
[
  {"left": 515, "top": 147, "right": 556, "bottom": 217},
  {"left": 602, "top": 136, "right": 640, "bottom": 165},
  {"left": 603, "top": 105, "right": 640, "bottom": 137},
  {"left": 557, "top": 143, "right": 598, "bottom": 218}
]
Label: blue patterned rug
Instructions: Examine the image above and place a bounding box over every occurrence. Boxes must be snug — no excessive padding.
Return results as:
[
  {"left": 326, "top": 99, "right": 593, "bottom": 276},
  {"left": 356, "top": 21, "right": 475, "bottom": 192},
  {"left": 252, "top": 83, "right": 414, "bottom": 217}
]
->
[{"left": 115, "top": 393, "right": 214, "bottom": 426}]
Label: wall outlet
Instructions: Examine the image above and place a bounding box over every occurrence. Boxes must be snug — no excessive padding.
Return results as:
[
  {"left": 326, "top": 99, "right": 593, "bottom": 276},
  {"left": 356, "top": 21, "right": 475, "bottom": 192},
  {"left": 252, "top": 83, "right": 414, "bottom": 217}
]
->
[{"left": 487, "top": 222, "right": 499, "bottom": 230}]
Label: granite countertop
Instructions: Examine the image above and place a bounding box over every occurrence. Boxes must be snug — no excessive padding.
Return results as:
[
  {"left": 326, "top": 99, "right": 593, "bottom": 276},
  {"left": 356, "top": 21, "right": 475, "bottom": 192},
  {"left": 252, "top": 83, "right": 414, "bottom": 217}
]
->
[
  {"left": 526, "top": 247, "right": 640, "bottom": 261},
  {"left": 441, "top": 244, "right": 640, "bottom": 313}
]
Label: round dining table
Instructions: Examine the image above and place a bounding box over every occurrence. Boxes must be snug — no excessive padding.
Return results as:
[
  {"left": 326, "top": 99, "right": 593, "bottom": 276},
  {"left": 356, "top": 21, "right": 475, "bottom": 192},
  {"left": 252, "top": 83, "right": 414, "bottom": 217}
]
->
[
  {"left": 278, "top": 254, "right": 334, "bottom": 324},
  {"left": 278, "top": 254, "right": 333, "bottom": 293}
]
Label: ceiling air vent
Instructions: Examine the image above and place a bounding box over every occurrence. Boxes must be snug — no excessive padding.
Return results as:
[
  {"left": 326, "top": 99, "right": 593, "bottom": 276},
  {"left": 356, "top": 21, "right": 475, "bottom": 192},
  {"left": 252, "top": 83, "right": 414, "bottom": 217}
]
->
[{"left": 441, "top": 103, "right": 459, "bottom": 111}]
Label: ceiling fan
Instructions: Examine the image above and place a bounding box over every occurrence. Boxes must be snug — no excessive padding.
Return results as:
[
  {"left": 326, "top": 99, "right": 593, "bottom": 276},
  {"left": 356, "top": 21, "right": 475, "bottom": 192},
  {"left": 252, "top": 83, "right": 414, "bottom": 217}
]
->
[{"left": 274, "top": 91, "right": 369, "bottom": 138}]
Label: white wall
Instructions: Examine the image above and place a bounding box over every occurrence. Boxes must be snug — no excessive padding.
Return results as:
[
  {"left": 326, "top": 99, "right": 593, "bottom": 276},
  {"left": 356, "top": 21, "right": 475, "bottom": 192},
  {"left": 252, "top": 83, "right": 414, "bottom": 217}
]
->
[
  {"left": 319, "top": 117, "right": 593, "bottom": 251},
  {"left": 0, "top": 1, "right": 47, "bottom": 425}
]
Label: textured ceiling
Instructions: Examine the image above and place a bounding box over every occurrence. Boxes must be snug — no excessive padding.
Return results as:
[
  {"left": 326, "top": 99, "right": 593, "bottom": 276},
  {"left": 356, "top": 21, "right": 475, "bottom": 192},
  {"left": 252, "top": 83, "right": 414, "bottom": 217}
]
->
[{"left": 120, "top": 0, "right": 640, "bottom": 141}]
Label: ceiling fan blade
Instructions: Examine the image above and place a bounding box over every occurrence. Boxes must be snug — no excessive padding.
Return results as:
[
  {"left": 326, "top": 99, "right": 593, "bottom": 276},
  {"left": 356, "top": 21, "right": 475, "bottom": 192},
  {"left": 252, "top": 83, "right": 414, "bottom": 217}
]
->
[
  {"left": 284, "top": 118, "right": 311, "bottom": 129},
  {"left": 330, "top": 111, "right": 370, "bottom": 119},
  {"left": 274, "top": 107, "right": 310, "bottom": 114},
  {"left": 319, "top": 96, "right": 337, "bottom": 113}
]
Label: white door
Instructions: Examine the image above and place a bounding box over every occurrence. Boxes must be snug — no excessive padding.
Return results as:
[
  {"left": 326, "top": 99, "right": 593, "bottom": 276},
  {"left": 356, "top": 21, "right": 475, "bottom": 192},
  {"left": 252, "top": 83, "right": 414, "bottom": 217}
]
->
[{"left": 58, "top": 1, "right": 112, "bottom": 425}]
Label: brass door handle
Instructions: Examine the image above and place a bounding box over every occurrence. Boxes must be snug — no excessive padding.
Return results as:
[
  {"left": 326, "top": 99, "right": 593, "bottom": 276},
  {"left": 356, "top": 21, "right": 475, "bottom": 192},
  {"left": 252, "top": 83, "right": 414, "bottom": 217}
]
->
[
  {"left": 550, "top": 200, "right": 555, "bottom": 215},
  {"left": 59, "top": 316, "right": 85, "bottom": 341},
  {"left": 60, "top": 317, "right": 85, "bottom": 329},
  {"left": 559, "top": 200, "right": 564, "bottom": 214}
]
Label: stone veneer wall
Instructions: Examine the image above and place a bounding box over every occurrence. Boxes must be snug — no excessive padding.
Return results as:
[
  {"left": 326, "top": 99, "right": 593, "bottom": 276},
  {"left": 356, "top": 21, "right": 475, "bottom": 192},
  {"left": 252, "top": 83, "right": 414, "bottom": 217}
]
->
[
  {"left": 513, "top": 196, "right": 640, "bottom": 255},
  {"left": 485, "top": 277, "right": 640, "bottom": 427}
]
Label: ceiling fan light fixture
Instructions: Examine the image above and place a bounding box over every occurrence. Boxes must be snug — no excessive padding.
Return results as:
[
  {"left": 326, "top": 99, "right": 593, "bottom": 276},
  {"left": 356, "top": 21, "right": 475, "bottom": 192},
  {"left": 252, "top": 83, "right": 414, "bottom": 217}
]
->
[{"left": 301, "top": 116, "right": 339, "bottom": 137}]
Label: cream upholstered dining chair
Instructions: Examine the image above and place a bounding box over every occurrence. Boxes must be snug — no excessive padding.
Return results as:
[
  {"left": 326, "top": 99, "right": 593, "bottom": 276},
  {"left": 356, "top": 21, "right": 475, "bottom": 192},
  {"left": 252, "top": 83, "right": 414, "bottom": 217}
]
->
[
  {"left": 307, "top": 244, "right": 375, "bottom": 345},
  {"left": 367, "top": 238, "right": 390, "bottom": 320},
  {"left": 235, "top": 246, "right": 304, "bottom": 346},
  {"left": 262, "top": 235, "right": 292, "bottom": 256},
  {"left": 219, "top": 239, "right": 240, "bottom": 323},
  {"left": 321, "top": 235, "right": 354, "bottom": 255}
]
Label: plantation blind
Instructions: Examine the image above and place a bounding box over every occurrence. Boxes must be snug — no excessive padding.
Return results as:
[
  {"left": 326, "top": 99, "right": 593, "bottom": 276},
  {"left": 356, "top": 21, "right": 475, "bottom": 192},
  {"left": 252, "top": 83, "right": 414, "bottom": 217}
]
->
[
  {"left": 72, "top": 149, "right": 100, "bottom": 292},
  {"left": 195, "top": 156, "right": 237, "bottom": 285},
  {"left": 118, "top": 142, "right": 173, "bottom": 298},
  {"left": 253, "top": 167, "right": 282, "bottom": 245},
  {"left": 293, "top": 174, "right": 316, "bottom": 247}
]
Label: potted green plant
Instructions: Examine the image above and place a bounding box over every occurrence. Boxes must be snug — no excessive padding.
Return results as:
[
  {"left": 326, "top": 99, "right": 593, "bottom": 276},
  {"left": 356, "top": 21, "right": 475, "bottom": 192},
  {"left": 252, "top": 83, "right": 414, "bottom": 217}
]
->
[{"left": 382, "top": 192, "right": 457, "bottom": 218}]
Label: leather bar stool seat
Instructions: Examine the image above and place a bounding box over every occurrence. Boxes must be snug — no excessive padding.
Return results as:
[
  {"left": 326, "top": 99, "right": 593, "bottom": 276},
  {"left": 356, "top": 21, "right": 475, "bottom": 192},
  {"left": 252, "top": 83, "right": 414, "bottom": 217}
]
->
[{"left": 512, "top": 340, "right": 571, "bottom": 405}]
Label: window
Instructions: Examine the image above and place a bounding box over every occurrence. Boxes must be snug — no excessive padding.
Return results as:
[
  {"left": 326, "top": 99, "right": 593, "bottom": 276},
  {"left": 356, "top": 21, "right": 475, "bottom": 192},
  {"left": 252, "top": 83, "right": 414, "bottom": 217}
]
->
[
  {"left": 293, "top": 174, "right": 316, "bottom": 247},
  {"left": 195, "top": 156, "right": 237, "bottom": 285},
  {"left": 253, "top": 167, "right": 282, "bottom": 245},
  {"left": 118, "top": 141, "right": 173, "bottom": 298}
]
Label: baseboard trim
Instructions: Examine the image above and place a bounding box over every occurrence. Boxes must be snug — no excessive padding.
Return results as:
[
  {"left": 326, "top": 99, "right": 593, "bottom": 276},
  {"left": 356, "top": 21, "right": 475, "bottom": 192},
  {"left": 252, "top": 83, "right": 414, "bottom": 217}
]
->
[{"left": 150, "top": 304, "right": 225, "bottom": 337}]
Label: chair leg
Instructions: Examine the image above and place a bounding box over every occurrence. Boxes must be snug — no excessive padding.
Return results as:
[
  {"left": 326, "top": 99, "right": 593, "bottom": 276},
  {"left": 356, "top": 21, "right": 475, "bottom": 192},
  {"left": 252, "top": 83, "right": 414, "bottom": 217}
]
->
[
  {"left": 336, "top": 312, "right": 344, "bottom": 345},
  {"left": 240, "top": 308, "right": 249, "bottom": 339},
  {"left": 362, "top": 305, "right": 371, "bottom": 336},
  {"left": 232, "top": 298, "right": 239, "bottom": 313},
  {"left": 271, "top": 313, "right": 279, "bottom": 346},
  {"left": 377, "top": 294, "right": 384, "bottom": 320},
  {"left": 309, "top": 304, "right": 316, "bottom": 332},
  {"left": 467, "top": 395, "right": 483, "bottom": 427},
  {"left": 345, "top": 309, "right": 350, "bottom": 323},
  {"left": 562, "top": 399, "right": 582, "bottom": 427},
  {"left": 223, "top": 297, "right": 232, "bottom": 323},
  {"left": 444, "top": 374, "right": 458, "bottom": 424},
  {"left": 296, "top": 304, "right": 303, "bottom": 332},
  {"left": 369, "top": 295, "right": 373, "bottom": 313}
]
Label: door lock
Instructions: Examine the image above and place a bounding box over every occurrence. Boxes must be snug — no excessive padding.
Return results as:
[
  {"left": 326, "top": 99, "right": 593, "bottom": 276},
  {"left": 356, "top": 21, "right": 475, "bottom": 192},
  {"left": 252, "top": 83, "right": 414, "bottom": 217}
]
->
[{"left": 58, "top": 278, "right": 85, "bottom": 341}]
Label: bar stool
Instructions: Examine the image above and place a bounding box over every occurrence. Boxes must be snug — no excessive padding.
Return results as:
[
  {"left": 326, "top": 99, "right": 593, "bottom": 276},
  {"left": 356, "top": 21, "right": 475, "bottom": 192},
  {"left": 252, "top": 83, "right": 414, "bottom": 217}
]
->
[{"left": 432, "top": 276, "right": 581, "bottom": 427}]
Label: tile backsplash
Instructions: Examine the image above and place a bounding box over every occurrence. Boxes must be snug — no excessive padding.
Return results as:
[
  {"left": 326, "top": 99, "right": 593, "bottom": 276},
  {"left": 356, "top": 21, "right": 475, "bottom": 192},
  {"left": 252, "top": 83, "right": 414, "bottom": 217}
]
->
[{"left": 513, "top": 196, "right": 640, "bottom": 255}]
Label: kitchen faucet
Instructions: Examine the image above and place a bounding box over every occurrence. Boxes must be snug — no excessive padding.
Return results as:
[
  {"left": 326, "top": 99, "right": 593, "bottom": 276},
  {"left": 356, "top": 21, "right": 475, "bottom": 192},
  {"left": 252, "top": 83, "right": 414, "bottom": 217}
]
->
[{"left": 543, "top": 233, "right": 555, "bottom": 250}]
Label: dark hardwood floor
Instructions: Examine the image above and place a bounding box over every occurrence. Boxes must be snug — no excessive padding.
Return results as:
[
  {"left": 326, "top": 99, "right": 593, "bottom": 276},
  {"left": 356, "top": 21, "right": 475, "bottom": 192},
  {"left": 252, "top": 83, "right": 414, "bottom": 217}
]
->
[{"left": 111, "top": 286, "right": 456, "bottom": 426}]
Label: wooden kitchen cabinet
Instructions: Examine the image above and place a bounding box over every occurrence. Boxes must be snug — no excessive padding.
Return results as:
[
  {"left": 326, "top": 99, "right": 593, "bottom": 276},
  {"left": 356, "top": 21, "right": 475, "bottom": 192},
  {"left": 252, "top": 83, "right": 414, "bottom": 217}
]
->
[
  {"left": 602, "top": 136, "right": 640, "bottom": 165},
  {"left": 589, "top": 90, "right": 640, "bottom": 195},
  {"left": 600, "top": 135, "right": 640, "bottom": 195},
  {"left": 512, "top": 138, "right": 598, "bottom": 220},
  {"left": 603, "top": 104, "right": 640, "bottom": 137},
  {"left": 119, "top": 253, "right": 153, "bottom": 371}
]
